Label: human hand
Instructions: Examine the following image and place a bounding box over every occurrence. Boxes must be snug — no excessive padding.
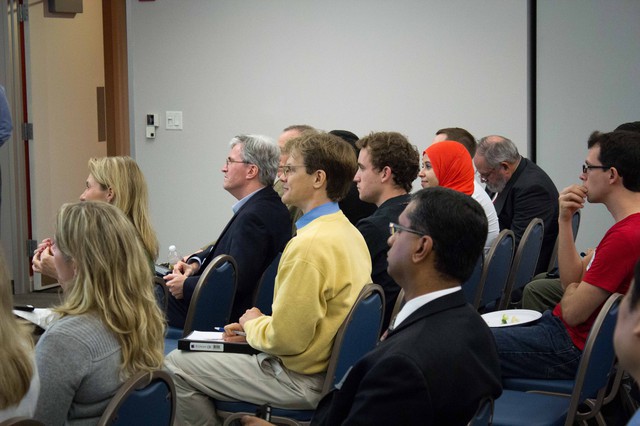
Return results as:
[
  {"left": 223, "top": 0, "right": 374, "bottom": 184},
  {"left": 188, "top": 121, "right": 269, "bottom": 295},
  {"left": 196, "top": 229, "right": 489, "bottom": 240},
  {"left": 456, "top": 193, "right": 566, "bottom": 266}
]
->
[
  {"left": 32, "top": 243, "right": 59, "bottom": 280},
  {"left": 164, "top": 272, "right": 186, "bottom": 299},
  {"left": 239, "top": 307, "right": 263, "bottom": 327},
  {"left": 33, "top": 238, "right": 53, "bottom": 257},
  {"left": 173, "top": 260, "right": 198, "bottom": 276},
  {"left": 222, "top": 322, "right": 247, "bottom": 343},
  {"left": 558, "top": 184, "right": 587, "bottom": 222},
  {"left": 240, "top": 415, "right": 274, "bottom": 426}
]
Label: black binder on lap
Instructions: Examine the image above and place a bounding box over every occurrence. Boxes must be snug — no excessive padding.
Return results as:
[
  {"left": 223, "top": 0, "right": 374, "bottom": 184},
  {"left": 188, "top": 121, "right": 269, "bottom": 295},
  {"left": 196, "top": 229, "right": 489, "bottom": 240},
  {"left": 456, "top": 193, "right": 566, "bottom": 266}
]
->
[{"left": 178, "top": 331, "right": 260, "bottom": 355}]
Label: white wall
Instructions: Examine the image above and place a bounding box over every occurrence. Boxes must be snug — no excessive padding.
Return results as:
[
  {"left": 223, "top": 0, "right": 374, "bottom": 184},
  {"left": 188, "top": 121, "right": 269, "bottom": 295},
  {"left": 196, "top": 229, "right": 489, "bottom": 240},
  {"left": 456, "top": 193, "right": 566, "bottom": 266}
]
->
[
  {"left": 537, "top": 0, "right": 640, "bottom": 250},
  {"left": 127, "top": 0, "right": 529, "bottom": 258}
]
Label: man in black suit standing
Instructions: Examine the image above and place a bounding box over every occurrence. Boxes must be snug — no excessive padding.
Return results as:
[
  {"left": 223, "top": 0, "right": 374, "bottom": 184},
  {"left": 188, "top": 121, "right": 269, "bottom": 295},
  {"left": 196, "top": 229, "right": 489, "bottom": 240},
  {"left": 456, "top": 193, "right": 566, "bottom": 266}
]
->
[
  {"left": 474, "top": 135, "right": 559, "bottom": 274},
  {"left": 165, "top": 134, "right": 291, "bottom": 328},
  {"left": 241, "top": 187, "right": 502, "bottom": 426},
  {"left": 353, "top": 131, "right": 420, "bottom": 330}
]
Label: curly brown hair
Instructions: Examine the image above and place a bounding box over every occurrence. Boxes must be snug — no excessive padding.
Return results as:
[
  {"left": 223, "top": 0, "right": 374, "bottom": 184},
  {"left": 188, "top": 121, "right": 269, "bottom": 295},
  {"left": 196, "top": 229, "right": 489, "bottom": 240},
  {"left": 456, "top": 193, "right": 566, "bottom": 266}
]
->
[{"left": 356, "top": 132, "right": 420, "bottom": 192}]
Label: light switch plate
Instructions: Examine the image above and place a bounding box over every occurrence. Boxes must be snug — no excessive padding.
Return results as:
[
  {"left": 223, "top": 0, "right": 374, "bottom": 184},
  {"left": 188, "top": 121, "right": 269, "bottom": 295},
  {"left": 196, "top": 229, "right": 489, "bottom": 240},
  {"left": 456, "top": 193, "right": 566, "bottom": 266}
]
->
[{"left": 166, "top": 111, "right": 183, "bottom": 130}]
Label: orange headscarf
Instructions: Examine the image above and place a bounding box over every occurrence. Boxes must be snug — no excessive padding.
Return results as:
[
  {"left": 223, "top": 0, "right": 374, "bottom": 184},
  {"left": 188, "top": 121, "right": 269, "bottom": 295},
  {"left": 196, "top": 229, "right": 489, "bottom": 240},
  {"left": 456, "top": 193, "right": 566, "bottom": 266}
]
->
[{"left": 424, "top": 141, "right": 474, "bottom": 195}]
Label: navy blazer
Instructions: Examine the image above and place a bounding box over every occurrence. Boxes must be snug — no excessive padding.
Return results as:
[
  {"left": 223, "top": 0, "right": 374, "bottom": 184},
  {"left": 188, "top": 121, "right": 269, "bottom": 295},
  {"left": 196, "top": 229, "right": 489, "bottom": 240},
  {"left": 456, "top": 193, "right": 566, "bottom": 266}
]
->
[
  {"left": 167, "top": 186, "right": 291, "bottom": 328},
  {"left": 356, "top": 194, "right": 410, "bottom": 331},
  {"left": 491, "top": 157, "right": 559, "bottom": 274},
  {"left": 312, "top": 291, "right": 502, "bottom": 426}
]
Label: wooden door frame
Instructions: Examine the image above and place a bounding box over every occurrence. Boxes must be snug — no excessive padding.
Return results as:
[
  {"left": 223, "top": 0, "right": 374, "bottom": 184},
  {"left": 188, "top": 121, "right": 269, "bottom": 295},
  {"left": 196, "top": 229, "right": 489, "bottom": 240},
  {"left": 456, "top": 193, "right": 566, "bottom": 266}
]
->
[{"left": 102, "top": 0, "right": 129, "bottom": 156}]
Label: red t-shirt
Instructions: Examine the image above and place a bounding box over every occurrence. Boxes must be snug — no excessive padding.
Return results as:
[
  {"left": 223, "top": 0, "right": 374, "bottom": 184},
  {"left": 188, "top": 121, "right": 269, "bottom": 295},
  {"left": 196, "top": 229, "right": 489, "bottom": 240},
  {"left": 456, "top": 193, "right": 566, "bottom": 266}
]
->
[{"left": 553, "top": 212, "right": 640, "bottom": 350}]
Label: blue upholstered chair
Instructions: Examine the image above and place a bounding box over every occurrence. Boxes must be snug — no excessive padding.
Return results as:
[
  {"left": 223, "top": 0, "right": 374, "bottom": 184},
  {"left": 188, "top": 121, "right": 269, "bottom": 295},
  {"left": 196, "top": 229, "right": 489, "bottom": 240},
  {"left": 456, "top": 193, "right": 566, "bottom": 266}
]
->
[
  {"left": 467, "top": 397, "right": 493, "bottom": 426},
  {"left": 500, "top": 218, "right": 544, "bottom": 309},
  {"left": 252, "top": 252, "right": 282, "bottom": 316},
  {"left": 462, "top": 254, "right": 484, "bottom": 308},
  {"left": 547, "top": 210, "right": 581, "bottom": 276},
  {"left": 492, "top": 293, "right": 623, "bottom": 426},
  {"left": 215, "top": 283, "right": 385, "bottom": 425},
  {"left": 97, "top": 370, "right": 176, "bottom": 426},
  {"left": 475, "top": 229, "right": 515, "bottom": 312},
  {"left": 164, "top": 254, "right": 237, "bottom": 355}
]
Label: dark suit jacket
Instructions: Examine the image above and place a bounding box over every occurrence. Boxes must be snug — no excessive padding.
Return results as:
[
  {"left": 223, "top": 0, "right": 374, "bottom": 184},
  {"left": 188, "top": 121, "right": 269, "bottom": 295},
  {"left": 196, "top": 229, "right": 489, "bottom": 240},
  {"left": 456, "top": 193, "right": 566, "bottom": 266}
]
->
[
  {"left": 312, "top": 291, "right": 502, "bottom": 426},
  {"left": 167, "top": 186, "right": 291, "bottom": 328},
  {"left": 356, "top": 194, "right": 410, "bottom": 331},
  {"left": 340, "top": 182, "right": 378, "bottom": 226},
  {"left": 492, "top": 157, "right": 559, "bottom": 274}
]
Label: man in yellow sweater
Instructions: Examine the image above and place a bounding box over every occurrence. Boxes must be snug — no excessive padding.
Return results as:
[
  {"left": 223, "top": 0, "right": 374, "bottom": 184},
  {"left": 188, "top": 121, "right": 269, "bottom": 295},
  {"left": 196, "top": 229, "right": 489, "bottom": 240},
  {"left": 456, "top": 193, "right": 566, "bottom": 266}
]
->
[{"left": 165, "top": 132, "right": 372, "bottom": 426}]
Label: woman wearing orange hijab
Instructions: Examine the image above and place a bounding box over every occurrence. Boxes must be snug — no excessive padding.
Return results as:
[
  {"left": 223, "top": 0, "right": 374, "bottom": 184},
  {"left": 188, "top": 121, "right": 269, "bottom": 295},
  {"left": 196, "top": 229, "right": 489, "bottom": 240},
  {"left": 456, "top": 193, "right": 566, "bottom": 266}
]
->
[{"left": 419, "top": 141, "right": 499, "bottom": 252}]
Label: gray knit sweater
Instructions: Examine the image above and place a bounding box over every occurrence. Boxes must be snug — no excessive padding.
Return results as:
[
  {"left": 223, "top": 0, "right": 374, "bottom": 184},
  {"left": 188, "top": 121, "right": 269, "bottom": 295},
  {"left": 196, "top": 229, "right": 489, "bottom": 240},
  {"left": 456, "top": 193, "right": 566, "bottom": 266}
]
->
[{"left": 34, "top": 314, "right": 123, "bottom": 425}]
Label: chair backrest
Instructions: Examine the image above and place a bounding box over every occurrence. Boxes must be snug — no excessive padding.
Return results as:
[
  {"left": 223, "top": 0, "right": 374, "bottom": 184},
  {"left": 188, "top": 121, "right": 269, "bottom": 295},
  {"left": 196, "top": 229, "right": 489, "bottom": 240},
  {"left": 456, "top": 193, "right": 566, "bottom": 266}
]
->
[
  {"left": 389, "top": 287, "right": 405, "bottom": 326},
  {"left": 0, "top": 418, "right": 44, "bottom": 426},
  {"left": 462, "top": 254, "right": 484, "bottom": 308},
  {"left": 97, "top": 370, "right": 176, "bottom": 426},
  {"left": 153, "top": 276, "right": 169, "bottom": 312},
  {"left": 322, "top": 283, "right": 385, "bottom": 396},
  {"left": 565, "top": 293, "right": 623, "bottom": 425},
  {"left": 500, "top": 218, "right": 544, "bottom": 309},
  {"left": 183, "top": 254, "right": 237, "bottom": 336},
  {"left": 252, "top": 252, "right": 282, "bottom": 316},
  {"left": 547, "top": 210, "right": 581, "bottom": 274},
  {"left": 467, "top": 397, "right": 494, "bottom": 426},
  {"left": 475, "top": 229, "right": 515, "bottom": 310}
]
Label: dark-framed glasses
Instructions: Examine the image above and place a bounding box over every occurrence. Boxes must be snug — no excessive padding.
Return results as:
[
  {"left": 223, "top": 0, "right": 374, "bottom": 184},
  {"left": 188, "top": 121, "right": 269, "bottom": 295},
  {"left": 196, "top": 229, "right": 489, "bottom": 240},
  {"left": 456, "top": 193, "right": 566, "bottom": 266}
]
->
[
  {"left": 582, "top": 164, "right": 610, "bottom": 174},
  {"left": 389, "top": 222, "right": 426, "bottom": 237}
]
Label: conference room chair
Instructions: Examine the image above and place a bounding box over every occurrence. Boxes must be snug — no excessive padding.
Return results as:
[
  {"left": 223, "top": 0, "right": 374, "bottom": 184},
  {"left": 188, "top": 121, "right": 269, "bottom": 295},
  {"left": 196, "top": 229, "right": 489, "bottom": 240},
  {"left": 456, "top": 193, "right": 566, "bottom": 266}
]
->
[
  {"left": 216, "top": 283, "right": 386, "bottom": 426},
  {"left": 475, "top": 229, "right": 515, "bottom": 312},
  {"left": 462, "top": 254, "right": 484, "bottom": 308},
  {"left": 467, "top": 397, "right": 494, "bottom": 426},
  {"left": 499, "top": 218, "right": 544, "bottom": 309},
  {"left": 546, "top": 210, "right": 581, "bottom": 277},
  {"left": 252, "top": 252, "right": 282, "bottom": 316},
  {"left": 97, "top": 370, "right": 176, "bottom": 426},
  {"left": 164, "top": 254, "right": 237, "bottom": 354},
  {"left": 492, "top": 292, "right": 623, "bottom": 426}
]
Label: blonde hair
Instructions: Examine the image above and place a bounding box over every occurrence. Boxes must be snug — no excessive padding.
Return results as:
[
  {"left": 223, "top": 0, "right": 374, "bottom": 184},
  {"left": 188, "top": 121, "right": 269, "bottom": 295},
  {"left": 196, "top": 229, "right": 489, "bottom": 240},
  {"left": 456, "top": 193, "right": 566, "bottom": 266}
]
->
[
  {"left": 54, "top": 201, "right": 165, "bottom": 378},
  {"left": 88, "top": 156, "right": 159, "bottom": 261},
  {"left": 0, "top": 251, "right": 35, "bottom": 409}
]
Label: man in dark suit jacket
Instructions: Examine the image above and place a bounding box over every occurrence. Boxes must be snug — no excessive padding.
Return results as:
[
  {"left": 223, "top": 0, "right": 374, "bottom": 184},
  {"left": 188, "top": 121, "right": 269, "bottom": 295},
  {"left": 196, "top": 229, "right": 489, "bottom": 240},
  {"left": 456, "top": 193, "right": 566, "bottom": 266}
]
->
[
  {"left": 165, "top": 135, "right": 291, "bottom": 328},
  {"left": 474, "top": 135, "right": 559, "bottom": 274},
  {"left": 352, "top": 131, "right": 420, "bottom": 330},
  {"left": 240, "top": 187, "right": 502, "bottom": 426}
]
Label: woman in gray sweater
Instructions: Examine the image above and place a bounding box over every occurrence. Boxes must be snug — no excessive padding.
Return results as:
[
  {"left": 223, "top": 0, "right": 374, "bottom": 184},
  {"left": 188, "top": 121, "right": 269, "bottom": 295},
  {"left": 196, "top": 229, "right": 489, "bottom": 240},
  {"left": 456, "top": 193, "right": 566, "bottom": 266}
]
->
[{"left": 34, "top": 201, "right": 165, "bottom": 425}]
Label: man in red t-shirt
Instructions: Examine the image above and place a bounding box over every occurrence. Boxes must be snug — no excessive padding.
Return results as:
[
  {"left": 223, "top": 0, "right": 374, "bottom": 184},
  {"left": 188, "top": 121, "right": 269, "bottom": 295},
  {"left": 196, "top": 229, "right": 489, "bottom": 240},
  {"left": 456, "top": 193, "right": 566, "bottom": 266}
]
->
[{"left": 492, "top": 129, "right": 640, "bottom": 379}]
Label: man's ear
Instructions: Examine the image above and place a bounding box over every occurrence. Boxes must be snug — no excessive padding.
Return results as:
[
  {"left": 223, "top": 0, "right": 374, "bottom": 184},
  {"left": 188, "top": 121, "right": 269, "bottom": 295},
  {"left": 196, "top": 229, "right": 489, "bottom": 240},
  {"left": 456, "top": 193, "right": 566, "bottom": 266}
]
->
[
  {"left": 380, "top": 166, "right": 393, "bottom": 183},
  {"left": 608, "top": 167, "right": 620, "bottom": 184},
  {"left": 246, "top": 164, "right": 259, "bottom": 179},
  {"left": 313, "top": 170, "right": 327, "bottom": 189},
  {"left": 412, "top": 235, "right": 433, "bottom": 263}
]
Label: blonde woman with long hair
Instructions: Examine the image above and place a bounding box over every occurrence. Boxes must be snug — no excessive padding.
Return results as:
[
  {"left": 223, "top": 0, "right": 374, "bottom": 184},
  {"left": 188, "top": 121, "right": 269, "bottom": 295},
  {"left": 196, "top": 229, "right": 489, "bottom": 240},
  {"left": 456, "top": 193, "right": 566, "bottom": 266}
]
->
[
  {"left": 32, "top": 156, "right": 159, "bottom": 279},
  {"left": 0, "top": 252, "right": 39, "bottom": 421},
  {"left": 34, "top": 201, "right": 165, "bottom": 424}
]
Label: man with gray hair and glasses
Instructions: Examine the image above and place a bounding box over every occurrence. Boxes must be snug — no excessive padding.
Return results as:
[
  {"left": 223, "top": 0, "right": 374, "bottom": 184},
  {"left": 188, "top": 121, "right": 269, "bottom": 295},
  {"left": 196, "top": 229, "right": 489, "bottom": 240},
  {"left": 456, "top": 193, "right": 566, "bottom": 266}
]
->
[
  {"left": 473, "top": 135, "right": 559, "bottom": 275},
  {"left": 165, "top": 134, "right": 291, "bottom": 328}
]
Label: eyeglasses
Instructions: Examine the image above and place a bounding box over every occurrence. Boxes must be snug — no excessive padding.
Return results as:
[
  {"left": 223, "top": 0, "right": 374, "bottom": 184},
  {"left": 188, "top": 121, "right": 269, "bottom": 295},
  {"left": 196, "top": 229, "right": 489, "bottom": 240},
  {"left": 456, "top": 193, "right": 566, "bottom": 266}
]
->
[
  {"left": 582, "top": 164, "right": 610, "bottom": 174},
  {"left": 477, "top": 167, "right": 497, "bottom": 183},
  {"left": 389, "top": 222, "right": 426, "bottom": 237},
  {"left": 281, "top": 164, "right": 306, "bottom": 178},
  {"left": 226, "top": 158, "right": 251, "bottom": 167}
]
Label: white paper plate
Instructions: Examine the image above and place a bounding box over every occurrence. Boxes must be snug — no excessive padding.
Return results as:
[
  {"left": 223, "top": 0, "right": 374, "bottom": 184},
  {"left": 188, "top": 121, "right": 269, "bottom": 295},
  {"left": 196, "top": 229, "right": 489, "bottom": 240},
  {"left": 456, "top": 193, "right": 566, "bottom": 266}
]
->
[{"left": 482, "top": 309, "right": 542, "bottom": 328}]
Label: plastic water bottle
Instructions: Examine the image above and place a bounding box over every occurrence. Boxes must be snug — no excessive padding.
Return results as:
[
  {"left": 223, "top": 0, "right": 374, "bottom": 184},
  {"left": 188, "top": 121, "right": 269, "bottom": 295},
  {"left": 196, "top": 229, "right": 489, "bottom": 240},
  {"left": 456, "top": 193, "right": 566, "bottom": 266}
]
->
[{"left": 167, "top": 245, "right": 181, "bottom": 269}]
